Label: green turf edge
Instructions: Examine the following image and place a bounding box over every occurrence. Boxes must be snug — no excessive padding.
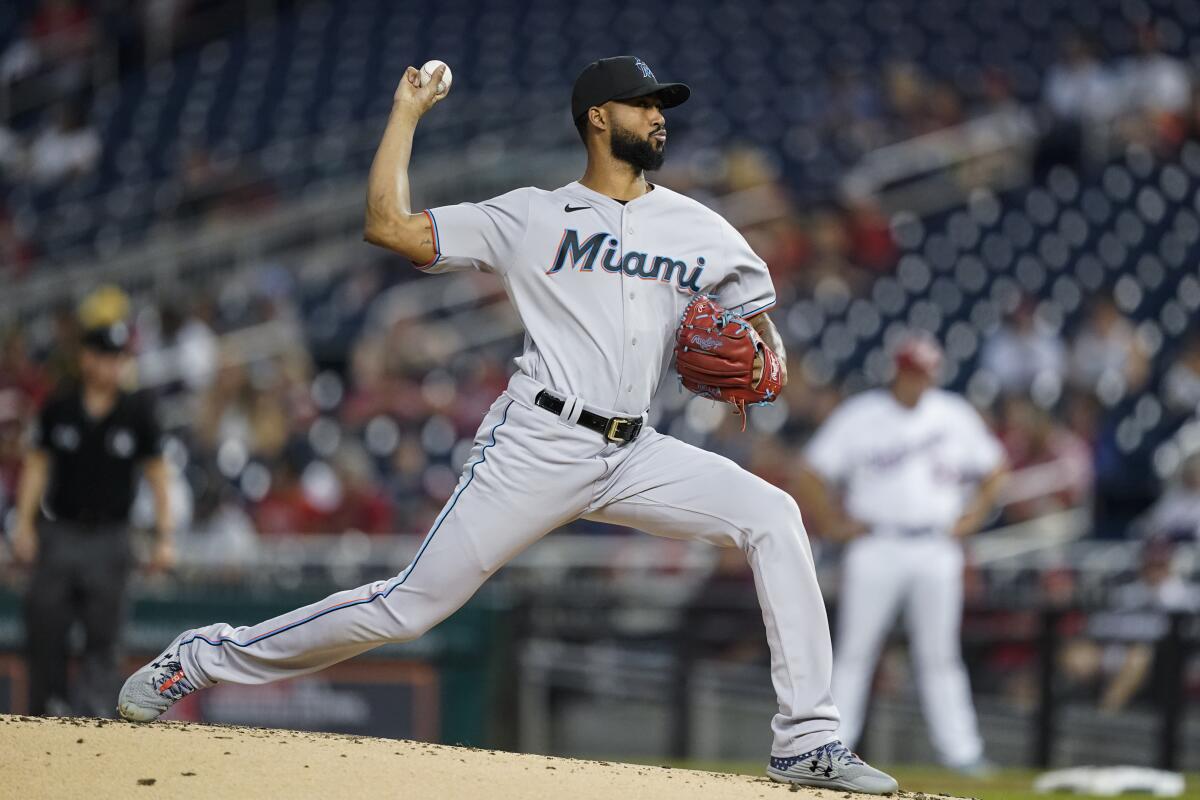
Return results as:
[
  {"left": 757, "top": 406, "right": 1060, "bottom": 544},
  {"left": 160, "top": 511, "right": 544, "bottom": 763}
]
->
[{"left": 625, "top": 760, "right": 1199, "bottom": 800}]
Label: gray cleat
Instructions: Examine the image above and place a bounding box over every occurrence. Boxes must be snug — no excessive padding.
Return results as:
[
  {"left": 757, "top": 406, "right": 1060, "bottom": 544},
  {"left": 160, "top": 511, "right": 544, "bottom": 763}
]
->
[
  {"left": 767, "top": 741, "right": 899, "bottom": 794},
  {"left": 117, "top": 633, "right": 199, "bottom": 722}
]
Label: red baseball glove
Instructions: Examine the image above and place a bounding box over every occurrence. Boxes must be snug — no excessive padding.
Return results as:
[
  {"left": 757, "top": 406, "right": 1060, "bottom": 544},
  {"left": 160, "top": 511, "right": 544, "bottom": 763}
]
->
[{"left": 674, "top": 295, "right": 783, "bottom": 414}]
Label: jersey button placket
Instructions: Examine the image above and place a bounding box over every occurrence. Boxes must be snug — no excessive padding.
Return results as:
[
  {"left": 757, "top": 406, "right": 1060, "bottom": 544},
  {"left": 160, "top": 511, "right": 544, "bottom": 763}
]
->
[{"left": 620, "top": 206, "right": 635, "bottom": 399}]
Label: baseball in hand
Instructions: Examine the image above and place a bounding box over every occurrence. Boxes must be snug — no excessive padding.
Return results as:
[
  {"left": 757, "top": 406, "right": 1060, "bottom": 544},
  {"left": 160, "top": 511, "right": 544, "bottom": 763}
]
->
[{"left": 420, "top": 60, "right": 453, "bottom": 96}]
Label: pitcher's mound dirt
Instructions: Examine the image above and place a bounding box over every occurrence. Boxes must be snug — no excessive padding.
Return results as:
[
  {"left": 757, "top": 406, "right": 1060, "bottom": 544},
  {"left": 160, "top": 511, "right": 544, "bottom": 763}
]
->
[{"left": 1, "top": 714, "right": 950, "bottom": 799}]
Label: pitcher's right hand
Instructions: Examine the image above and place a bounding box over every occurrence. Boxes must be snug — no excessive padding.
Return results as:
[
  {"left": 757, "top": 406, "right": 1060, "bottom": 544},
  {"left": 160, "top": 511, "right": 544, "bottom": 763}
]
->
[{"left": 393, "top": 64, "right": 449, "bottom": 120}]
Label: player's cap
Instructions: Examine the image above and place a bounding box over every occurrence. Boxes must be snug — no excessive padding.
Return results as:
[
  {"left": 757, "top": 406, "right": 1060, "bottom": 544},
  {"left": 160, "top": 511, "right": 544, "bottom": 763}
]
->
[
  {"left": 81, "top": 321, "right": 132, "bottom": 354},
  {"left": 571, "top": 56, "right": 690, "bottom": 122},
  {"left": 893, "top": 332, "right": 943, "bottom": 377}
]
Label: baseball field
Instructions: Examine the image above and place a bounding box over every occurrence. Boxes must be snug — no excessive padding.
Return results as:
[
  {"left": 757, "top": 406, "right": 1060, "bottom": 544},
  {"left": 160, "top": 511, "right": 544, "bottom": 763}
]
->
[
  {"left": 5, "top": 715, "right": 1197, "bottom": 799},
  {"left": 1, "top": 714, "right": 952, "bottom": 800},
  {"left": 671, "top": 761, "right": 1200, "bottom": 800}
]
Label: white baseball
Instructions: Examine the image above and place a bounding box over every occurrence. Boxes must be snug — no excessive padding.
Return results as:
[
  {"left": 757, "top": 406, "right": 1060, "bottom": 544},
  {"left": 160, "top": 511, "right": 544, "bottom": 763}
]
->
[{"left": 419, "top": 59, "right": 452, "bottom": 96}]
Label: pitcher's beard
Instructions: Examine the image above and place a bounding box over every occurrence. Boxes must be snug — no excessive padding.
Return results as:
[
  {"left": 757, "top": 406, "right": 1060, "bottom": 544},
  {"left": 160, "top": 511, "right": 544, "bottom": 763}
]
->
[{"left": 610, "top": 125, "right": 665, "bottom": 172}]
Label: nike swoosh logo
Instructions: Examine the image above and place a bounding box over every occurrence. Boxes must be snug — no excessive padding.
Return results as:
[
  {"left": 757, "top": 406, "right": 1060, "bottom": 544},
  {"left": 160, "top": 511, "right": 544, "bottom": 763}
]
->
[{"left": 564, "top": 204, "right": 591, "bottom": 213}]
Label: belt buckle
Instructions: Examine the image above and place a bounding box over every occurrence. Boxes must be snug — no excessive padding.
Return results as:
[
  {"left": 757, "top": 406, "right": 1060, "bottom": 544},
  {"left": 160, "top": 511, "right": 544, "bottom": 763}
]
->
[{"left": 605, "top": 416, "right": 642, "bottom": 443}]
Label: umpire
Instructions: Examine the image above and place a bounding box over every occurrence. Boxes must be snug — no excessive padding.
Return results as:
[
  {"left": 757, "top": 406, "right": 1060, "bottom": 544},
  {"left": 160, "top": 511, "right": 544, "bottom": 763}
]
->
[{"left": 11, "top": 321, "right": 175, "bottom": 716}]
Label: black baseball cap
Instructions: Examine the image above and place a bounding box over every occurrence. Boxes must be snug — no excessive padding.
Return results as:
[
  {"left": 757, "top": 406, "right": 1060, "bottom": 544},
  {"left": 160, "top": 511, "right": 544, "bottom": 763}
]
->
[
  {"left": 81, "top": 321, "right": 131, "bottom": 354},
  {"left": 571, "top": 56, "right": 690, "bottom": 122}
]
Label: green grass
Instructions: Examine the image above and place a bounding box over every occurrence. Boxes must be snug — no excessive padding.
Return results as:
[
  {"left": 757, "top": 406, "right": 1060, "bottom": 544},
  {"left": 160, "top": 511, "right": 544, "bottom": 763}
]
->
[{"left": 654, "top": 761, "right": 1200, "bottom": 800}]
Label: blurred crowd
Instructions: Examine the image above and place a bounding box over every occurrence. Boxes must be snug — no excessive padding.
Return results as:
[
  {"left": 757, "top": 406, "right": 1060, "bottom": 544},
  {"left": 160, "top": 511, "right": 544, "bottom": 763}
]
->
[
  {"left": 1, "top": 0, "right": 282, "bottom": 118},
  {"left": 0, "top": 1, "right": 288, "bottom": 278},
  {"left": 0, "top": 2, "right": 1199, "bottom": 269},
  {"left": 0, "top": 0, "right": 237, "bottom": 184}
]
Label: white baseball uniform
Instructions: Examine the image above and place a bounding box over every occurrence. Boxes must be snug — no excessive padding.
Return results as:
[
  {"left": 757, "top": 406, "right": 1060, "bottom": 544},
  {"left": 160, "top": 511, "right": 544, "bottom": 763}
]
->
[
  {"left": 170, "top": 181, "right": 841, "bottom": 757},
  {"left": 805, "top": 387, "right": 1004, "bottom": 766}
]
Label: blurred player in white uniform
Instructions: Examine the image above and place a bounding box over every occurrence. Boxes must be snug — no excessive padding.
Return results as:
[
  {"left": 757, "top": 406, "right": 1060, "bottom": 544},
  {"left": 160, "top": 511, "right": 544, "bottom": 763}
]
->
[{"left": 795, "top": 334, "right": 1008, "bottom": 773}]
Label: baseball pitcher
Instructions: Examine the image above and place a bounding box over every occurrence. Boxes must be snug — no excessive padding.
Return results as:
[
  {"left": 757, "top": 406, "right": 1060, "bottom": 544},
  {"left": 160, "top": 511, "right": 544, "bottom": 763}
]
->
[{"left": 118, "top": 56, "right": 897, "bottom": 793}]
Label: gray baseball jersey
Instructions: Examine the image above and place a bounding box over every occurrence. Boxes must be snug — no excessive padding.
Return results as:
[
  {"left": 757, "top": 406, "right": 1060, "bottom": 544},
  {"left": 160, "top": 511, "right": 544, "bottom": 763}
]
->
[
  {"left": 420, "top": 181, "right": 776, "bottom": 413},
  {"left": 168, "top": 181, "right": 841, "bottom": 759}
]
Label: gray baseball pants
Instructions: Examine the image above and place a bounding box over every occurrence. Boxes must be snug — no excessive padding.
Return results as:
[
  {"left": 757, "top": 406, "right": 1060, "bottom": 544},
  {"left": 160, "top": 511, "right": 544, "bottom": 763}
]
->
[{"left": 174, "top": 373, "right": 839, "bottom": 756}]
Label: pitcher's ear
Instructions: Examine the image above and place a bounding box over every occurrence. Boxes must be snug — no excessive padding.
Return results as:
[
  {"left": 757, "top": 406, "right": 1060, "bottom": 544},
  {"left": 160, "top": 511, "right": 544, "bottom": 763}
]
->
[{"left": 589, "top": 105, "right": 608, "bottom": 133}]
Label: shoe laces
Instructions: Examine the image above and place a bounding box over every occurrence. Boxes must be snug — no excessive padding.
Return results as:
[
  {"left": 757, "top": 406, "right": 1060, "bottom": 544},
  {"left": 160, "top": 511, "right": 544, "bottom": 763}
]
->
[
  {"left": 823, "top": 741, "right": 864, "bottom": 766},
  {"left": 151, "top": 656, "right": 195, "bottom": 699},
  {"left": 771, "top": 740, "right": 864, "bottom": 774}
]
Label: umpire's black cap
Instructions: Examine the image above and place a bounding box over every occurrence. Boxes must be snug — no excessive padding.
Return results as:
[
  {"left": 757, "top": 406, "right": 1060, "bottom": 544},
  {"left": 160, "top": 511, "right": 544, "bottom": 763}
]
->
[
  {"left": 571, "top": 56, "right": 690, "bottom": 122},
  {"left": 81, "top": 321, "right": 132, "bottom": 354}
]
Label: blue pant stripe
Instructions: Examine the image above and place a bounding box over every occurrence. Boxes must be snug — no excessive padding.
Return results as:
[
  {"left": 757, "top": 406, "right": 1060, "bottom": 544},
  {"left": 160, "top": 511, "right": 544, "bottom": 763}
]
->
[{"left": 181, "top": 400, "right": 514, "bottom": 651}]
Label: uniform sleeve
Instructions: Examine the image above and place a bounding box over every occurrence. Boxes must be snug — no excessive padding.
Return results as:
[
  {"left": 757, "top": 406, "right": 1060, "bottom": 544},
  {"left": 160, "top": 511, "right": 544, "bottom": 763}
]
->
[
  {"left": 133, "top": 395, "right": 165, "bottom": 460},
  {"left": 713, "top": 219, "right": 777, "bottom": 319},
  {"left": 418, "top": 187, "right": 532, "bottom": 275},
  {"left": 804, "top": 404, "right": 857, "bottom": 482},
  {"left": 954, "top": 400, "right": 1005, "bottom": 477}
]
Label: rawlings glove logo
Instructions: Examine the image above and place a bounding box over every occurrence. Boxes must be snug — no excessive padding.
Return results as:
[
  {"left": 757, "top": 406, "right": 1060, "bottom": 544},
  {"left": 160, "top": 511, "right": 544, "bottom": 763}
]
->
[{"left": 687, "top": 333, "right": 724, "bottom": 351}]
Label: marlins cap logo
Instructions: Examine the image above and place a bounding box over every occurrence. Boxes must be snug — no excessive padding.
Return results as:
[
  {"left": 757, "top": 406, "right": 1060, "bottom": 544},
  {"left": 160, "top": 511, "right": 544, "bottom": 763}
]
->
[{"left": 634, "top": 58, "right": 654, "bottom": 79}]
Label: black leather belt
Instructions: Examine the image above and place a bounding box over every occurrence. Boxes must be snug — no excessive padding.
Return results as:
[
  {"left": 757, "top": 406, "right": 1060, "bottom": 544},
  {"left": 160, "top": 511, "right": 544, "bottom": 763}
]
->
[{"left": 534, "top": 390, "right": 644, "bottom": 443}]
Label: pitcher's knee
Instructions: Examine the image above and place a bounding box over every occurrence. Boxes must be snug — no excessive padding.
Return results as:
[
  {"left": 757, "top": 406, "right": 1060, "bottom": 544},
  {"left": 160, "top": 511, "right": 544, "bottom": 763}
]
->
[
  {"left": 742, "top": 484, "right": 804, "bottom": 540},
  {"left": 758, "top": 485, "right": 803, "bottom": 525}
]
